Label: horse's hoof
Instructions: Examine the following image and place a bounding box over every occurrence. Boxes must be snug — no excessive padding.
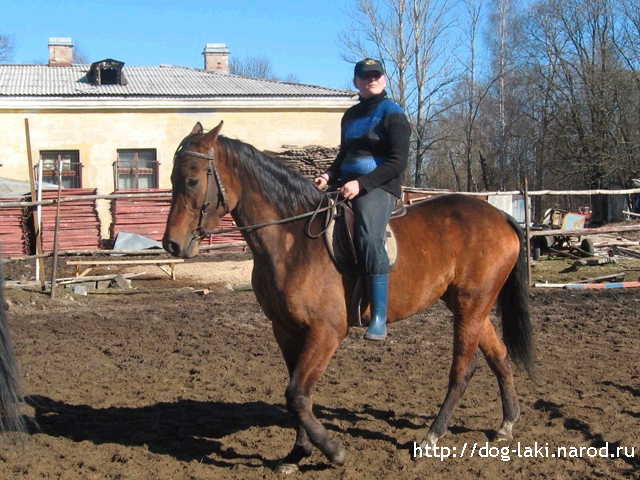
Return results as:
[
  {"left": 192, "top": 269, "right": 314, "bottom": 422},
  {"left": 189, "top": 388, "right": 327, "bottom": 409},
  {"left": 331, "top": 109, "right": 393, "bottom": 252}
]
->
[
  {"left": 328, "top": 444, "right": 346, "bottom": 465},
  {"left": 275, "top": 463, "right": 300, "bottom": 475},
  {"left": 426, "top": 432, "right": 440, "bottom": 447},
  {"left": 495, "top": 421, "right": 514, "bottom": 442},
  {"left": 327, "top": 440, "right": 347, "bottom": 465}
]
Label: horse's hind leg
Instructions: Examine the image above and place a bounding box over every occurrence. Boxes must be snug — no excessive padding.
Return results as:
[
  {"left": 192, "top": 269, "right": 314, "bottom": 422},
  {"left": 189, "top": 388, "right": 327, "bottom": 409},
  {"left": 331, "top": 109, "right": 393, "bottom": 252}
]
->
[
  {"left": 478, "top": 316, "right": 520, "bottom": 441},
  {"left": 423, "top": 311, "right": 483, "bottom": 447},
  {"left": 273, "top": 323, "right": 345, "bottom": 471}
]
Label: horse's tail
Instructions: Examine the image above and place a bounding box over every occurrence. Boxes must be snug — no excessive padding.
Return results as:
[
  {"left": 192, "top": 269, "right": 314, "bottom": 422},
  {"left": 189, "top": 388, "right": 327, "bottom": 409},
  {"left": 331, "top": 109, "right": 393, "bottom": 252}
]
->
[
  {"left": 498, "top": 215, "right": 534, "bottom": 377},
  {"left": 0, "top": 264, "right": 24, "bottom": 433}
]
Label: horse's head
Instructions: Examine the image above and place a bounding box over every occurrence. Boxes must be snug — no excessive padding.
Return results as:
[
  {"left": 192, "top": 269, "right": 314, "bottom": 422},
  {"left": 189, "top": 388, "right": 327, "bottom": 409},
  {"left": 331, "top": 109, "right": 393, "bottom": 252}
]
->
[{"left": 163, "top": 121, "right": 238, "bottom": 258}]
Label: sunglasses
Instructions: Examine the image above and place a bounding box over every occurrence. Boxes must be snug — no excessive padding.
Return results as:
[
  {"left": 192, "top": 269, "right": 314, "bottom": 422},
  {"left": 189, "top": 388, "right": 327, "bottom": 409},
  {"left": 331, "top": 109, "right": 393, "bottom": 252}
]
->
[{"left": 356, "top": 71, "right": 383, "bottom": 80}]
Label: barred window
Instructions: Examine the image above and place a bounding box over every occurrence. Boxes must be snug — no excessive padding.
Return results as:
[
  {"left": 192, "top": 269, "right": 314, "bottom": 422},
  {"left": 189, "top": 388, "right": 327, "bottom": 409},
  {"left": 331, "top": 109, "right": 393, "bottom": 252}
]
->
[
  {"left": 40, "top": 151, "right": 82, "bottom": 188},
  {"left": 115, "top": 149, "right": 158, "bottom": 190}
]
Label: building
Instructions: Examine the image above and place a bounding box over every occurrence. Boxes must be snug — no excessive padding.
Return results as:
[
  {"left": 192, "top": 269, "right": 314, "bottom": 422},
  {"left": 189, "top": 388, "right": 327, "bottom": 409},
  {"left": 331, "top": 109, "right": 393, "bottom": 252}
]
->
[{"left": 0, "top": 38, "right": 355, "bottom": 239}]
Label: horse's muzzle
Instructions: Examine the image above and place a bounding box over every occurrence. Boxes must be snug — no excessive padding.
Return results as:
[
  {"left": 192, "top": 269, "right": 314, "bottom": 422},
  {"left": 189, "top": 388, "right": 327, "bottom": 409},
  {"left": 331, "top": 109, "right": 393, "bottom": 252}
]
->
[{"left": 162, "top": 234, "right": 200, "bottom": 258}]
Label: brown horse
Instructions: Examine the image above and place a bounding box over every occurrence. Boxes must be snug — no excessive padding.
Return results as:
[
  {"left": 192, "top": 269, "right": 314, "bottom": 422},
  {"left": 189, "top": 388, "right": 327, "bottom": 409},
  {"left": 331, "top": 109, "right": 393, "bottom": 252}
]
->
[{"left": 163, "top": 122, "right": 533, "bottom": 471}]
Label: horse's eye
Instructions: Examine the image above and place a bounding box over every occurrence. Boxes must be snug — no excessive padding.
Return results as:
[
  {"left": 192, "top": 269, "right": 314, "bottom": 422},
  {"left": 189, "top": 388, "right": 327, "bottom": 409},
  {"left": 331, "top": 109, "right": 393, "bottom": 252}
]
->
[{"left": 187, "top": 178, "right": 199, "bottom": 187}]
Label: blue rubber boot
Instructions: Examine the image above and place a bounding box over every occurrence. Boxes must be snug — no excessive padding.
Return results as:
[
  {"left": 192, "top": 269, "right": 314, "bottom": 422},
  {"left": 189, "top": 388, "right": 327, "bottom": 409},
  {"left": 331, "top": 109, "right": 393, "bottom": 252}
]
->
[{"left": 364, "top": 274, "right": 389, "bottom": 341}]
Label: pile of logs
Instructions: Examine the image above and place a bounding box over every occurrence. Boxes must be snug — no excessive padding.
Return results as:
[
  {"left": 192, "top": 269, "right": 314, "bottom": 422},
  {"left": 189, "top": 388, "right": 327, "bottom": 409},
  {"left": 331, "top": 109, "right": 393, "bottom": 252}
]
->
[{"left": 271, "top": 145, "right": 338, "bottom": 179}]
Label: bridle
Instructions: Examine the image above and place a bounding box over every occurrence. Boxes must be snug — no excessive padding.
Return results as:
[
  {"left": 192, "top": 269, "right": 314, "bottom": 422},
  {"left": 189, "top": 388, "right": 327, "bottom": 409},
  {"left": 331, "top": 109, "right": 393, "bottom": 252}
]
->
[
  {"left": 174, "top": 146, "right": 346, "bottom": 243},
  {"left": 175, "top": 147, "right": 230, "bottom": 241}
]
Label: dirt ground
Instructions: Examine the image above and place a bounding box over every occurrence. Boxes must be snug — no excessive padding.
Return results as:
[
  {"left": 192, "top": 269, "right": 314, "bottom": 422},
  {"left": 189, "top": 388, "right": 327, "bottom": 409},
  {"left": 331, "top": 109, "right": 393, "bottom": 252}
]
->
[{"left": 0, "top": 251, "right": 639, "bottom": 479}]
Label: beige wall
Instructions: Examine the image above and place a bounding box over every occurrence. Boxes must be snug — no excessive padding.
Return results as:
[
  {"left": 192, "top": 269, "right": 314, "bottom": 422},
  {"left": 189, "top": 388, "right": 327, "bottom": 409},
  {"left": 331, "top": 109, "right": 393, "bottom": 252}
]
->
[{"left": 0, "top": 108, "right": 345, "bottom": 238}]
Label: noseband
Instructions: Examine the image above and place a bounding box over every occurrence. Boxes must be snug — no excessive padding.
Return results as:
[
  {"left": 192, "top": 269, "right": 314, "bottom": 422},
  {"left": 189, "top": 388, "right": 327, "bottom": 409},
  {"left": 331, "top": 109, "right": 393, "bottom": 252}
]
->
[{"left": 175, "top": 148, "right": 230, "bottom": 240}]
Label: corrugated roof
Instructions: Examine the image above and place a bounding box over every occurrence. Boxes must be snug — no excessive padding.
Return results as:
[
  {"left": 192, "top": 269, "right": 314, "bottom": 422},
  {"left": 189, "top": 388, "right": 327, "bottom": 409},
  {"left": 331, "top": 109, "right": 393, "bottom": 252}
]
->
[{"left": 0, "top": 64, "right": 354, "bottom": 98}]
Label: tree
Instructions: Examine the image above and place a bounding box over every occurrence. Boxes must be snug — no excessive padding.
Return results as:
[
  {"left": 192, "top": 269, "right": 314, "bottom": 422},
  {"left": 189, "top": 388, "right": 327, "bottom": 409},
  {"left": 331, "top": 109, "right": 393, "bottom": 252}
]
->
[
  {"left": 519, "top": 0, "right": 640, "bottom": 188},
  {"left": 229, "top": 56, "right": 298, "bottom": 83},
  {"left": 0, "top": 35, "right": 13, "bottom": 63},
  {"left": 230, "top": 56, "right": 276, "bottom": 80},
  {"left": 340, "top": 0, "right": 457, "bottom": 186}
]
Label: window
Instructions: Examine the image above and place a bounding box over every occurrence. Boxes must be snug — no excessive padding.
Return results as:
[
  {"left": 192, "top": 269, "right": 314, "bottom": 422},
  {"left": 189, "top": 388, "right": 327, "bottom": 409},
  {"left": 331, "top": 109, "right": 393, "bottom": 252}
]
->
[
  {"left": 40, "top": 151, "right": 82, "bottom": 188},
  {"left": 115, "top": 149, "right": 159, "bottom": 190},
  {"left": 88, "top": 59, "right": 126, "bottom": 86}
]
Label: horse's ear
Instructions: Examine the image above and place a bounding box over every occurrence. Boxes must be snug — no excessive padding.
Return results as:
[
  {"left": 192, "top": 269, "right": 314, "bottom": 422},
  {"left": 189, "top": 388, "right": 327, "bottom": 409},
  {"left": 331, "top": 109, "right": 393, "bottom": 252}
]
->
[
  {"left": 204, "top": 120, "right": 224, "bottom": 141},
  {"left": 191, "top": 122, "right": 204, "bottom": 135}
]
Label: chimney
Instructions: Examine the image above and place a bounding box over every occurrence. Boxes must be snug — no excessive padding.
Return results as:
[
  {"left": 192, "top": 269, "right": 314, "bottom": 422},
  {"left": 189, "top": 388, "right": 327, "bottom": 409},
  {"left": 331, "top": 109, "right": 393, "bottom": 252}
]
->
[
  {"left": 202, "top": 43, "right": 230, "bottom": 73},
  {"left": 48, "top": 37, "right": 74, "bottom": 66}
]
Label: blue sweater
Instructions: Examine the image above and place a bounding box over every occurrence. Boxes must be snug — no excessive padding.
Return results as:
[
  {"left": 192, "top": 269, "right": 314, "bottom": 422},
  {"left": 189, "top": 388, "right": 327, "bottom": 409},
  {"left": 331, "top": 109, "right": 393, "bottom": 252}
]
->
[{"left": 327, "top": 91, "right": 410, "bottom": 197}]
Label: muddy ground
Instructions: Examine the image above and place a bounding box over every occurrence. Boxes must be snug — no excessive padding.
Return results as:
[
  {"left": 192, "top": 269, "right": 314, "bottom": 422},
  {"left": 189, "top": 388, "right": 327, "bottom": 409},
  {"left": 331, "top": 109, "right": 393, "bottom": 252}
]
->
[{"left": 0, "top": 252, "right": 639, "bottom": 479}]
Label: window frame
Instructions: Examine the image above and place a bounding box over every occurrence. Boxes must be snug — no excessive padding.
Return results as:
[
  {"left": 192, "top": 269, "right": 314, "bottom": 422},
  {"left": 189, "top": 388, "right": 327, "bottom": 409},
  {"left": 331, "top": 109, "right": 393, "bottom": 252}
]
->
[
  {"left": 114, "top": 148, "right": 159, "bottom": 190},
  {"left": 39, "top": 150, "right": 82, "bottom": 189}
]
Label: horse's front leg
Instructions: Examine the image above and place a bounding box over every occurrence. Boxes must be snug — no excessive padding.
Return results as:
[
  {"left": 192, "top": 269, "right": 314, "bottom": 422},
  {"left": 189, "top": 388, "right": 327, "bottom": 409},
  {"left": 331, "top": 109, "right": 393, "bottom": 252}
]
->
[
  {"left": 273, "top": 322, "right": 346, "bottom": 472},
  {"left": 272, "top": 323, "right": 313, "bottom": 473}
]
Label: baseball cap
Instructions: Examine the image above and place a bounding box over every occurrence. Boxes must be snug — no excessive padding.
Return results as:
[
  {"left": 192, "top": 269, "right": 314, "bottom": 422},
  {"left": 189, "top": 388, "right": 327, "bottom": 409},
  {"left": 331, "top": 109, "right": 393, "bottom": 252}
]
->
[{"left": 354, "top": 58, "right": 385, "bottom": 77}]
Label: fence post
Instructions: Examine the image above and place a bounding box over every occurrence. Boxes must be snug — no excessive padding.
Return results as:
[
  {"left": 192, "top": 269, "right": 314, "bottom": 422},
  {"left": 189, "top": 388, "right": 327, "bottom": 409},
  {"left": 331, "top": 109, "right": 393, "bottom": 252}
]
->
[
  {"left": 25, "top": 119, "right": 47, "bottom": 289},
  {"left": 523, "top": 177, "right": 533, "bottom": 287}
]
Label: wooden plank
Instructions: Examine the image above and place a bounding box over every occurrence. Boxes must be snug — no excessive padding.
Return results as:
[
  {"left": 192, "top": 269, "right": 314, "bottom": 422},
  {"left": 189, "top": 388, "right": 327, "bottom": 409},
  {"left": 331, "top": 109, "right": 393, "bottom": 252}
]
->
[
  {"left": 529, "top": 225, "right": 640, "bottom": 237},
  {"left": 66, "top": 259, "right": 184, "bottom": 266},
  {"left": 615, "top": 247, "right": 640, "bottom": 259},
  {"left": 534, "top": 281, "right": 640, "bottom": 289},
  {"left": 575, "top": 273, "right": 626, "bottom": 284},
  {"left": 58, "top": 272, "right": 146, "bottom": 285}
]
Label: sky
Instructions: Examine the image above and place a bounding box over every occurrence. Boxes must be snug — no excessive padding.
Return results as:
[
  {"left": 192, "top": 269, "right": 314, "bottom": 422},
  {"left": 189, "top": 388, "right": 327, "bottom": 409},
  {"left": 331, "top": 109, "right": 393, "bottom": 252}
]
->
[{"left": 2, "top": 0, "right": 359, "bottom": 90}]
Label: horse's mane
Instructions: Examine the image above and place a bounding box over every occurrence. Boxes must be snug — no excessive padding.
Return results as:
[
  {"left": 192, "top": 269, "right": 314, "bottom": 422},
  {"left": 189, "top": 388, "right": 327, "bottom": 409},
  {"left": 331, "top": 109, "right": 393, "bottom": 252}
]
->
[{"left": 217, "top": 136, "right": 324, "bottom": 217}]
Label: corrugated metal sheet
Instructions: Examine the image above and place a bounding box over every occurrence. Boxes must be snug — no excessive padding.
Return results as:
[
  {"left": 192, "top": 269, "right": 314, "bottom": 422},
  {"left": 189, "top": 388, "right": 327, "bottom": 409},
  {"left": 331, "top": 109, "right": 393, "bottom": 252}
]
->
[{"left": 0, "top": 65, "right": 354, "bottom": 98}]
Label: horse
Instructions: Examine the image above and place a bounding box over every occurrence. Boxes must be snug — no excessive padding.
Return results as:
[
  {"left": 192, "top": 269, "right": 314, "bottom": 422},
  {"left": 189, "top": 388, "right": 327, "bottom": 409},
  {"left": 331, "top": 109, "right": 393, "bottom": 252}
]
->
[
  {"left": 163, "top": 122, "right": 533, "bottom": 472},
  {"left": 0, "top": 261, "right": 25, "bottom": 434}
]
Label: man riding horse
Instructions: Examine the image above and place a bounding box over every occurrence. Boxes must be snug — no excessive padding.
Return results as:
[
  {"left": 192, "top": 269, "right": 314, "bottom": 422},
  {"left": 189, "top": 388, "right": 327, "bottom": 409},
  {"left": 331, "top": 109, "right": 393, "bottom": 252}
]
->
[{"left": 314, "top": 58, "right": 410, "bottom": 341}]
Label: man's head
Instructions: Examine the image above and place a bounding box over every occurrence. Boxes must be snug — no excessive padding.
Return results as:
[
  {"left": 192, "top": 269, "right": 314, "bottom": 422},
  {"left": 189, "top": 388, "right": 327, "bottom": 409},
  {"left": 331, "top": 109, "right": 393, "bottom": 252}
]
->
[{"left": 353, "top": 58, "right": 386, "bottom": 98}]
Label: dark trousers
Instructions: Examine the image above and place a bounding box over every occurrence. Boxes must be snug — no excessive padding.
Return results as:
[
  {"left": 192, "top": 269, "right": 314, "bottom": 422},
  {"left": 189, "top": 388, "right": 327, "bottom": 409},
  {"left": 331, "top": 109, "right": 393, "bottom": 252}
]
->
[{"left": 351, "top": 188, "right": 396, "bottom": 275}]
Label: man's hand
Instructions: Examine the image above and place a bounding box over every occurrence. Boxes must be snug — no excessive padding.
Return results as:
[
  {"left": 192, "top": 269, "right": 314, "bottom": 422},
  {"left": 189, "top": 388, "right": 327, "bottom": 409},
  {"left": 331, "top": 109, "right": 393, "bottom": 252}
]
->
[
  {"left": 313, "top": 173, "right": 330, "bottom": 191},
  {"left": 340, "top": 180, "right": 361, "bottom": 200}
]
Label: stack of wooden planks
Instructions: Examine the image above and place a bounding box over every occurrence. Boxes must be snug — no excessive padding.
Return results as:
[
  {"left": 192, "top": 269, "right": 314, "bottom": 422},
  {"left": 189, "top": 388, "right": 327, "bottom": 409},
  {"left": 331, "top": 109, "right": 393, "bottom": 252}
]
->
[
  {"left": 110, "top": 189, "right": 172, "bottom": 242},
  {"left": 0, "top": 197, "right": 27, "bottom": 257},
  {"left": 36, "top": 188, "right": 101, "bottom": 252},
  {"left": 111, "top": 189, "right": 244, "bottom": 248}
]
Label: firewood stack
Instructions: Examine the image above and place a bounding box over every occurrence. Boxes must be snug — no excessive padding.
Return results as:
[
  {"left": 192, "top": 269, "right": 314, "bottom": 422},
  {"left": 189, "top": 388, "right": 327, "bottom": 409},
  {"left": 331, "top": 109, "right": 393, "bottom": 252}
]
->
[{"left": 270, "top": 145, "right": 339, "bottom": 180}]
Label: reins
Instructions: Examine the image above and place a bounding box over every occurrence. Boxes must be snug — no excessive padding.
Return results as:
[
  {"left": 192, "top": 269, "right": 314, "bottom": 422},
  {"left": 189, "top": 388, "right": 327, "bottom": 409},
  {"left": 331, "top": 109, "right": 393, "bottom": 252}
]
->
[
  {"left": 199, "top": 190, "right": 344, "bottom": 238},
  {"left": 177, "top": 148, "right": 346, "bottom": 241}
]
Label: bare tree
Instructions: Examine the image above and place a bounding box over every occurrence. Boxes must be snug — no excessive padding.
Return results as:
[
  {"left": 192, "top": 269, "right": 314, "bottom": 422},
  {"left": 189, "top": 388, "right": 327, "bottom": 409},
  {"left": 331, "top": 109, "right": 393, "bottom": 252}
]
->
[
  {"left": 340, "top": 0, "right": 456, "bottom": 186},
  {"left": 458, "top": 0, "right": 504, "bottom": 190},
  {"left": 521, "top": 0, "right": 639, "bottom": 188},
  {"left": 229, "top": 56, "right": 300, "bottom": 83},
  {"left": 0, "top": 35, "right": 13, "bottom": 63},
  {"left": 230, "top": 56, "right": 277, "bottom": 80}
]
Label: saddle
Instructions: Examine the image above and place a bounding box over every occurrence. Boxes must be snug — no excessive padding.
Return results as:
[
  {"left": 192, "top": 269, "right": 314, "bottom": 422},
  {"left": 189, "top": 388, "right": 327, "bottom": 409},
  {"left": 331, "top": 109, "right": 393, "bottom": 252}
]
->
[{"left": 323, "top": 199, "right": 406, "bottom": 327}]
